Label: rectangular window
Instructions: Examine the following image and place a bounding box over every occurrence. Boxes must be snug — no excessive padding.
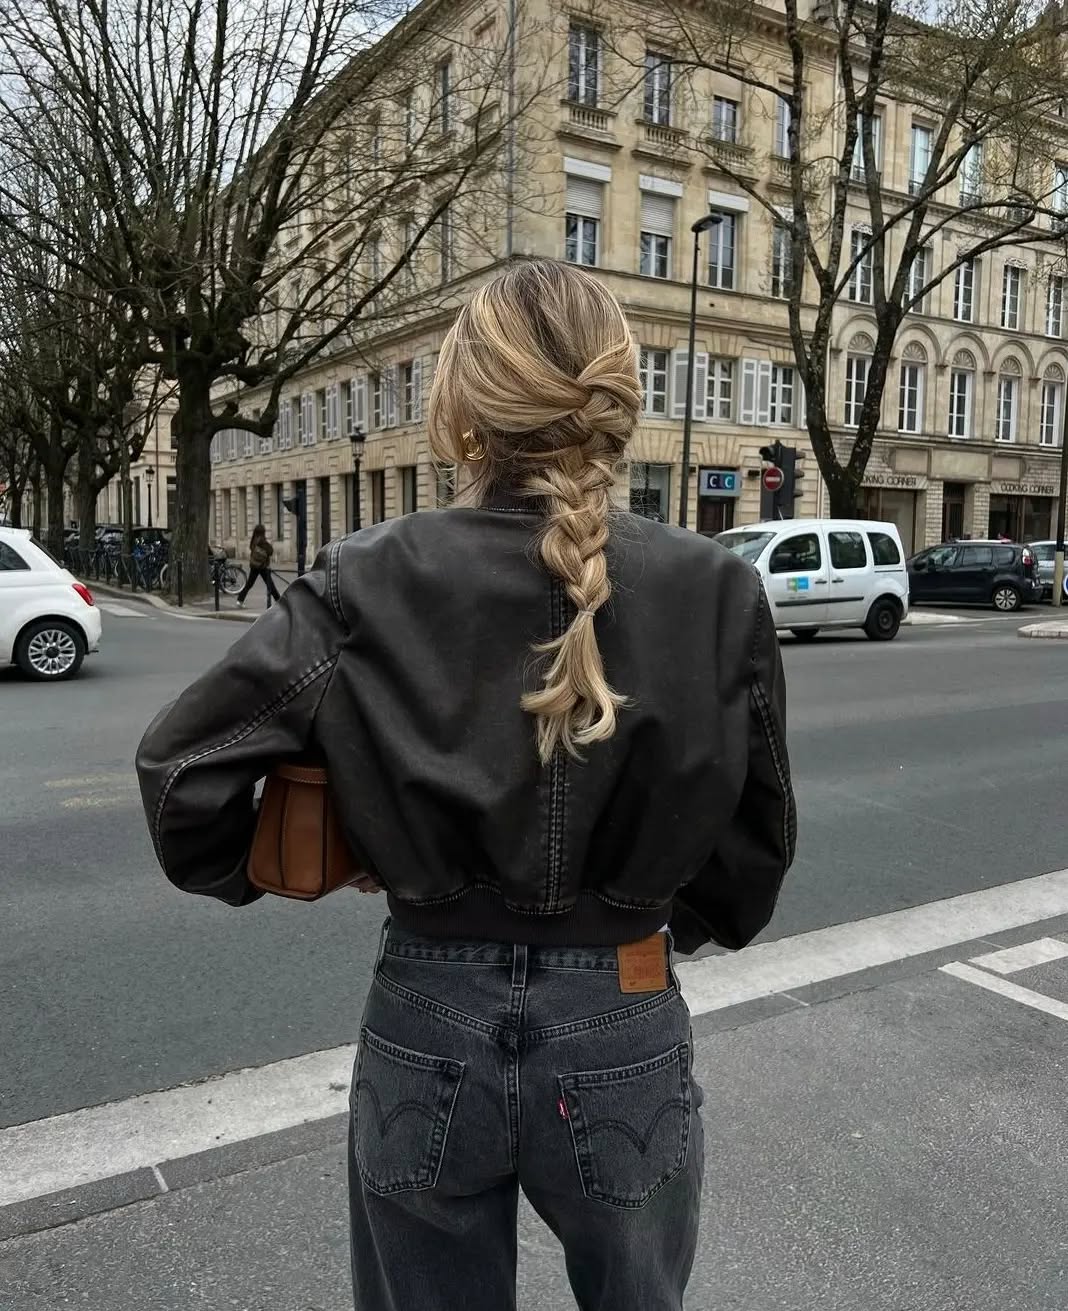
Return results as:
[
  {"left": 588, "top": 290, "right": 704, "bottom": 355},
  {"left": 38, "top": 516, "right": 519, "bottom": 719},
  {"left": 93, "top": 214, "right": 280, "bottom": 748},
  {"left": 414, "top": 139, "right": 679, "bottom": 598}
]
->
[
  {"left": 316, "top": 388, "right": 328, "bottom": 441},
  {"left": 908, "top": 246, "right": 930, "bottom": 313},
  {"left": 401, "top": 362, "right": 415, "bottom": 422},
  {"left": 290, "top": 397, "right": 302, "bottom": 446},
  {"left": 435, "top": 463, "right": 457, "bottom": 507},
  {"left": 644, "top": 52, "right": 671, "bottom": 125},
  {"left": 437, "top": 61, "right": 451, "bottom": 134},
  {"left": 960, "top": 142, "right": 982, "bottom": 204},
  {"left": 400, "top": 466, "right": 418, "bottom": 515},
  {"left": 844, "top": 356, "right": 868, "bottom": 427},
  {"left": 639, "top": 347, "right": 669, "bottom": 415},
  {"left": 954, "top": 259, "right": 976, "bottom": 322},
  {"left": 770, "top": 364, "right": 795, "bottom": 425},
  {"left": 848, "top": 228, "right": 873, "bottom": 303},
  {"left": 1001, "top": 266, "right": 1023, "bottom": 330},
  {"left": 948, "top": 369, "right": 973, "bottom": 437},
  {"left": 771, "top": 224, "right": 793, "bottom": 299},
  {"left": 910, "top": 123, "right": 932, "bottom": 194},
  {"left": 568, "top": 25, "right": 600, "bottom": 107},
  {"left": 404, "top": 90, "right": 416, "bottom": 148},
  {"left": 371, "top": 372, "right": 383, "bottom": 429},
  {"left": 996, "top": 375, "right": 1018, "bottom": 442},
  {"left": 639, "top": 191, "right": 675, "bottom": 278},
  {"left": 1054, "top": 162, "right": 1068, "bottom": 223},
  {"left": 775, "top": 97, "right": 792, "bottom": 158},
  {"left": 1048, "top": 276, "right": 1064, "bottom": 337},
  {"left": 369, "top": 236, "right": 381, "bottom": 284},
  {"left": 707, "top": 357, "right": 734, "bottom": 419},
  {"left": 711, "top": 96, "right": 739, "bottom": 143},
  {"left": 851, "top": 113, "right": 882, "bottom": 181},
  {"left": 1041, "top": 380, "right": 1063, "bottom": 446},
  {"left": 629, "top": 462, "right": 672, "bottom": 522},
  {"left": 898, "top": 362, "right": 924, "bottom": 433},
  {"left": 274, "top": 484, "right": 285, "bottom": 539},
  {"left": 566, "top": 215, "right": 598, "bottom": 266},
  {"left": 707, "top": 213, "right": 736, "bottom": 290},
  {"left": 370, "top": 470, "right": 386, "bottom": 524}
]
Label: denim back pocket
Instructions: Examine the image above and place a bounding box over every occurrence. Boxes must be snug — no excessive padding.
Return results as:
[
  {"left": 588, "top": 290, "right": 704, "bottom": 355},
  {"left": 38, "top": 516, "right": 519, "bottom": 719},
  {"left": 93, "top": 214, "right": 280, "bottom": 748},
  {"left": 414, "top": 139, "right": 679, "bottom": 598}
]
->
[
  {"left": 558, "top": 1043, "right": 691, "bottom": 1210},
  {"left": 354, "top": 1027, "right": 465, "bottom": 1196}
]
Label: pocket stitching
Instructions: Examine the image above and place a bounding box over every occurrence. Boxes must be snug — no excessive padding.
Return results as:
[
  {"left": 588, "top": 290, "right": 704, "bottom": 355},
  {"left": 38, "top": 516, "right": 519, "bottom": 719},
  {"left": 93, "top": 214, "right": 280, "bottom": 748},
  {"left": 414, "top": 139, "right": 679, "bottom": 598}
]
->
[
  {"left": 354, "top": 1027, "right": 465, "bottom": 1196},
  {"left": 558, "top": 1042, "right": 691, "bottom": 1210}
]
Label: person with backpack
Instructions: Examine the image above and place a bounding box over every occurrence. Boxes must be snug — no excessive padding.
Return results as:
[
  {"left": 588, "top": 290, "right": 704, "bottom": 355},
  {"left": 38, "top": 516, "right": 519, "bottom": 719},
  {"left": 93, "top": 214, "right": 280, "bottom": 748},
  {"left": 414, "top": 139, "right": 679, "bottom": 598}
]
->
[{"left": 237, "top": 524, "right": 281, "bottom": 607}]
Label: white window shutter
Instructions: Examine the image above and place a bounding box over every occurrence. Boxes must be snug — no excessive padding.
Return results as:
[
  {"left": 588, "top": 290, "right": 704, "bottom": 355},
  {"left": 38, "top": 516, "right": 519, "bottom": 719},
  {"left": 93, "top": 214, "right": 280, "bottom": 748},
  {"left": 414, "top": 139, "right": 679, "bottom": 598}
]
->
[
  {"left": 411, "top": 358, "right": 423, "bottom": 421},
  {"left": 640, "top": 192, "right": 675, "bottom": 237},
  {"left": 692, "top": 353, "right": 709, "bottom": 421},
  {"left": 757, "top": 361, "right": 772, "bottom": 425},
  {"left": 271, "top": 419, "right": 279, "bottom": 451},
  {"left": 740, "top": 359, "right": 758, "bottom": 424},
  {"left": 386, "top": 366, "right": 398, "bottom": 427},
  {"left": 671, "top": 350, "right": 689, "bottom": 418},
  {"left": 327, "top": 384, "right": 339, "bottom": 439},
  {"left": 566, "top": 177, "right": 604, "bottom": 219},
  {"left": 355, "top": 374, "right": 367, "bottom": 428}
]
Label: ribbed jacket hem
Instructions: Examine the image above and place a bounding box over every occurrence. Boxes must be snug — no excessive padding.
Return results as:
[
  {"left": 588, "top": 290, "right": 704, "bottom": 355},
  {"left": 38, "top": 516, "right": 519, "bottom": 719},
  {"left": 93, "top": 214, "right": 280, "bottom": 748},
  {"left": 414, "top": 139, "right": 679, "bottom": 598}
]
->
[{"left": 386, "top": 887, "right": 671, "bottom": 947}]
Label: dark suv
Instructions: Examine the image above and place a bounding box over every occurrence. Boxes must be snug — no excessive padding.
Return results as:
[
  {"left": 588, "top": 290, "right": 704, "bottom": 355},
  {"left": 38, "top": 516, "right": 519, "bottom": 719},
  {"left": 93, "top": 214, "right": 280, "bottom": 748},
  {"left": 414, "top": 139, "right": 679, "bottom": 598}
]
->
[{"left": 907, "top": 541, "right": 1040, "bottom": 612}]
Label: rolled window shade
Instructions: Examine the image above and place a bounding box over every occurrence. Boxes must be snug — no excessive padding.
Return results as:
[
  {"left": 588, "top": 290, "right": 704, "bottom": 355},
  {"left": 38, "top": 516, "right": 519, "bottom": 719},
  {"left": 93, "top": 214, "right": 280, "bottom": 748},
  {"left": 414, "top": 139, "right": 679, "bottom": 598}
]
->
[
  {"left": 640, "top": 191, "right": 675, "bottom": 237},
  {"left": 566, "top": 176, "right": 604, "bottom": 219}
]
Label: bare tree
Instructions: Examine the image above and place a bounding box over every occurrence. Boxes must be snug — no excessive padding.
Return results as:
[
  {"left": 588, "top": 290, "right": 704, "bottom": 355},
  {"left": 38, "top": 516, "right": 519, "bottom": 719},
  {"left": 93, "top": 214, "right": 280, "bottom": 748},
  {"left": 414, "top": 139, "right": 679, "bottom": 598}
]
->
[
  {"left": 0, "top": 0, "right": 541, "bottom": 589},
  {"left": 603, "top": 0, "right": 1068, "bottom": 513}
]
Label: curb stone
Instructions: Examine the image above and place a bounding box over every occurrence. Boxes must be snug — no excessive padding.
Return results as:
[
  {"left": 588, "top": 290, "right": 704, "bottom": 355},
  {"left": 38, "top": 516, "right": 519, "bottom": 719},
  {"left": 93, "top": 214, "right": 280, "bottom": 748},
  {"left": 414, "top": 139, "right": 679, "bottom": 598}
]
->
[{"left": 1018, "top": 621, "right": 1068, "bottom": 639}]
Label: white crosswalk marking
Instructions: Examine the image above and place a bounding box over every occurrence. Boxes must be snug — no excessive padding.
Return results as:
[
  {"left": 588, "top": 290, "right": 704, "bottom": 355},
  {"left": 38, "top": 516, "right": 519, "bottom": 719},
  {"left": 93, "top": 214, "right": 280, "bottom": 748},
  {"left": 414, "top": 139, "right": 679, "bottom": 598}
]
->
[{"left": 98, "top": 602, "right": 147, "bottom": 618}]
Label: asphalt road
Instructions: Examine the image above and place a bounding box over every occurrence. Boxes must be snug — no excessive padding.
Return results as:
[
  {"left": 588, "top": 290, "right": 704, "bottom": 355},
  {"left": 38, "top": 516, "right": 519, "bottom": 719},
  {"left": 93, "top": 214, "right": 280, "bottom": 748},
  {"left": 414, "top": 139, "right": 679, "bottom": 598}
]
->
[{"left": 2, "top": 600, "right": 1067, "bottom": 1131}]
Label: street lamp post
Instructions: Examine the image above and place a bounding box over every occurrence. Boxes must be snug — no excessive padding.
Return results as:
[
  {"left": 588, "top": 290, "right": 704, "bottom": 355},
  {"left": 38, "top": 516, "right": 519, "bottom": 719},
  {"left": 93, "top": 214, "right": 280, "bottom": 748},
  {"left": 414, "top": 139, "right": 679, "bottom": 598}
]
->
[
  {"left": 144, "top": 464, "right": 155, "bottom": 529},
  {"left": 679, "top": 213, "right": 723, "bottom": 530},
  {"left": 348, "top": 426, "right": 366, "bottom": 532}
]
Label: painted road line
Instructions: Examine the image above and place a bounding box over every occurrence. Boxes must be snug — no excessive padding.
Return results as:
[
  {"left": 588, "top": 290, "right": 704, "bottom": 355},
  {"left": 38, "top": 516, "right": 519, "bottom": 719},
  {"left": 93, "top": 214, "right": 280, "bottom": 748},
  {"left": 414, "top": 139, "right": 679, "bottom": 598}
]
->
[
  {"left": 940, "top": 962, "right": 1068, "bottom": 1024},
  {"left": 0, "top": 1045, "right": 356, "bottom": 1208},
  {"left": 675, "top": 866, "right": 1068, "bottom": 1014},
  {"left": 6, "top": 869, "right": 1068, "bottom": 1212},
  {"left": 98, "top": 603, "right": 148, "bottom": 618},
  {"left": 969, "top": 937, "right": 1068, "bottom": 976}
]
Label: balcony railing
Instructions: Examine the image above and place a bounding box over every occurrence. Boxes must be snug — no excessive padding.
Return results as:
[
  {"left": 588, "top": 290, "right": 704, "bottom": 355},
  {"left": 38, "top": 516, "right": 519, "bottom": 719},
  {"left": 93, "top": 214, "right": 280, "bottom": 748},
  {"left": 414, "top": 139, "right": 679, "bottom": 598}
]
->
[
  {"left": 638, "top": 120, "right": 688, "bottom": 153},
  {"left": 567, "top": 102, "right": 612, "bottom": 134}
]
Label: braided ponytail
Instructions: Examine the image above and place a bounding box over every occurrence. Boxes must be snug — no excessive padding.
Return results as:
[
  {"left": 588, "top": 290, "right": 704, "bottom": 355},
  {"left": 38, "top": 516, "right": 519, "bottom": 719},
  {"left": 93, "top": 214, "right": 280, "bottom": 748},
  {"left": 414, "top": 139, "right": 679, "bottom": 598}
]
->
[{"left": 428, "top": 260, "right": 642, "bottom": 763}]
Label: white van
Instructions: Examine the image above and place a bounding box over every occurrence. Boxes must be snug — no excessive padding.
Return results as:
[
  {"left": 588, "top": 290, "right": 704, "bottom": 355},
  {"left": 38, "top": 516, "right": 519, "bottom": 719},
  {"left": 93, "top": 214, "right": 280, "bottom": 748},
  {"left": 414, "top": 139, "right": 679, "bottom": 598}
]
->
[{"left": 715, "top": 518, "right": 909, "bottom": 641}]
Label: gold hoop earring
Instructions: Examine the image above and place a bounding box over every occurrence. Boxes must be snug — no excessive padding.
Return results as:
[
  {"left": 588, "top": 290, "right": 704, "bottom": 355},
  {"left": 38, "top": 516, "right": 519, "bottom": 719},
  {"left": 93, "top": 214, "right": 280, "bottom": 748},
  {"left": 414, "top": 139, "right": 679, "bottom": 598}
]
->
[{"left": 461, "top": 430, "right": 486, "bottom": 461}]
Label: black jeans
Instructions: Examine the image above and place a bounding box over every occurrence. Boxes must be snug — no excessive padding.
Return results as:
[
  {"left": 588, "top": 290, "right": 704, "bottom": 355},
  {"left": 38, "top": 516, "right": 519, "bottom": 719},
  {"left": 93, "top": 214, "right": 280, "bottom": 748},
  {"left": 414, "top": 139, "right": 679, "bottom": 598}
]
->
[
  {"left": 349, "top": 922, "right": 704, "bottom": 1310},
  {"left": 237, "top": 565, "right": 279, "bottom": 603}
]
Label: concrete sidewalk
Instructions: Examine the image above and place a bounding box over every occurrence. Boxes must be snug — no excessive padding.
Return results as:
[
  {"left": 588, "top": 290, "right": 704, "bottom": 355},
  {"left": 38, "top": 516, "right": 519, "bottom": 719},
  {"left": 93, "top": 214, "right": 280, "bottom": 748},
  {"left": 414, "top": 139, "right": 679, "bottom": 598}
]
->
[
  {"left": 90, "top": 573, "right": 294, "bottom": 624},
  {"left": 1019, "top": 617, "right": 1068, "bottom": 639},
  {"left": 5, "top": 920, "right": 1068, "bottom": 1310}
]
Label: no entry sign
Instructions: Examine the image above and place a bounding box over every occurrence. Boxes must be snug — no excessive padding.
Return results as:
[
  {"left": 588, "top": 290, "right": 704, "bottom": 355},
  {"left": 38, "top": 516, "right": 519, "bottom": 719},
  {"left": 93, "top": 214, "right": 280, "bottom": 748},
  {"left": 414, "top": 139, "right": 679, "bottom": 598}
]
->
[{"left": 762, "top": 465, "right": 785, "bottom": 493}]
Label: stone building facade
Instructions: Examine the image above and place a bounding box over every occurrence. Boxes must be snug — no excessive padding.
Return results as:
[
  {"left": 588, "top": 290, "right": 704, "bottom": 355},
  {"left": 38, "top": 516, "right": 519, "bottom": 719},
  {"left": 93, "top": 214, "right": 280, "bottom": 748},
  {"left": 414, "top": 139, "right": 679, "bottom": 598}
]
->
[{"left": 204, "top": 0, "right": 1067, "bottom": 564}]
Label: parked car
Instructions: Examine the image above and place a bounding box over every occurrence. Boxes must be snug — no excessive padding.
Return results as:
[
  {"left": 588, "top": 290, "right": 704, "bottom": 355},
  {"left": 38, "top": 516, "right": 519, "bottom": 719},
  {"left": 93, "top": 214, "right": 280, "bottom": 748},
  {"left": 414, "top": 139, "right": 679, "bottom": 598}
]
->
[
  {"left": 1027, "top": 541, "right": 1068, "bottom": 602},
  {"left": 715, "top": 518, "right": 909, "bottom": 641},
  {"left": 0, "top": 527, "right": 102, "bottom": 680},
  {"left": 907, "top": 540, "right": 1039, "bottom": 611}
]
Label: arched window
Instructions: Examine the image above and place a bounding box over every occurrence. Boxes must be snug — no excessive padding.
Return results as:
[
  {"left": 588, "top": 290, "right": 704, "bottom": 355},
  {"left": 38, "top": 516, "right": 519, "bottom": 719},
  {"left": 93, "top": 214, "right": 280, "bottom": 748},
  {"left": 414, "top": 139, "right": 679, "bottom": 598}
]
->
[
  {"left": 1041, "top": 365, "right": 1065, "bottom": 446},
  {"left": 949, "top": 351, "right": 975, "bottom": 438},
  {"left": 996, "top": 358, "right": 1021, "bottom": 442},
  {"left": 898, "top": 343, "right": 927, "bottom": 433}
]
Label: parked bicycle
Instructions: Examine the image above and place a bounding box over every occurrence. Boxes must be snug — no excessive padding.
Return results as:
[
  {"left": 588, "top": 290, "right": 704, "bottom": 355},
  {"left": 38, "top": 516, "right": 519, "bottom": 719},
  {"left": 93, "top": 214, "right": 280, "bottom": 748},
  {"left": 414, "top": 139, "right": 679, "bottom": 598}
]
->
[{"left": 159, "top": 549, "right": 246, "bottom": 596}]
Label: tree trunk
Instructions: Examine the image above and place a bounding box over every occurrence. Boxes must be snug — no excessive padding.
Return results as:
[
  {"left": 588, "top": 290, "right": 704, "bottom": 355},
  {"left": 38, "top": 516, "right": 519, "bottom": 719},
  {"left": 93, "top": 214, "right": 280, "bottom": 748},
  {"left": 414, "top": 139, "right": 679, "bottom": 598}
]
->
[
  {"left": 45, "top": 460, "right": 66, "bottom": 558},
  {"left": 9, "top": 487, "right": 23, "bottom": 528},
  {"left": 173, "top": 377, "right": 214, "bottom": 596},
  {"left": 76, "top": 441, "right": 98, "bottom": 548},
  {"left": 826, "top": 476, "right": 862, "bottom": 517},
  {"left": 31, "top": 471, "right": 42, "bottom": 537}
]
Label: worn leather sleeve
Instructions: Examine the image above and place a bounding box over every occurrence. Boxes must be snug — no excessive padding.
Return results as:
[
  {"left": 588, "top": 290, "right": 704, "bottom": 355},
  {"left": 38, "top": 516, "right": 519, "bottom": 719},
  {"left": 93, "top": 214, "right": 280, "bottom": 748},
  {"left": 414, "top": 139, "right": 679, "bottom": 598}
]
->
[
  {"left": 670, "top": 578, "right": 797, "bottom": 955},
  {"left": 135, "top": 542, "right": 346, "bottom": 906}
]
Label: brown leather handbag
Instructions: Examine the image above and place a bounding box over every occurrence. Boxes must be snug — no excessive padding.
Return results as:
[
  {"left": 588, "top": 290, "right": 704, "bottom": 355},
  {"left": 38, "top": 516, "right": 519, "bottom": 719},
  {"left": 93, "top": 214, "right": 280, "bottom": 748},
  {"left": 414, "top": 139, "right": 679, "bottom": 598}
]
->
[{"left": 248, "top": 762, "right": 362, "bottom": 900}]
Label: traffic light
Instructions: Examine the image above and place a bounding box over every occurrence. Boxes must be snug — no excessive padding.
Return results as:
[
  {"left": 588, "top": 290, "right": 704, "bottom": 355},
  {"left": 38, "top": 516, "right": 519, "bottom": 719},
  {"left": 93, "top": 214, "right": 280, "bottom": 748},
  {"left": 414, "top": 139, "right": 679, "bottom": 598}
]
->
[{"left": 759, "top": 441, "right": 785, "bottom": 467}]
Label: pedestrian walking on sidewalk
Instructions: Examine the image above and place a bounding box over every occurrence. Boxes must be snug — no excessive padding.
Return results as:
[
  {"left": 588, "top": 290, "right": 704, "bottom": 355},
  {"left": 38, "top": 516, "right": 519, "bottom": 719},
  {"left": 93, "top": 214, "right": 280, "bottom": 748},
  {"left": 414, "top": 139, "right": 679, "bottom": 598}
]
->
[
  {"left": 136, "top": 260, "right": 796, "bottom": 1311},
  {"left": 236, "top": 524, "right": 280, "bottom": 607}
]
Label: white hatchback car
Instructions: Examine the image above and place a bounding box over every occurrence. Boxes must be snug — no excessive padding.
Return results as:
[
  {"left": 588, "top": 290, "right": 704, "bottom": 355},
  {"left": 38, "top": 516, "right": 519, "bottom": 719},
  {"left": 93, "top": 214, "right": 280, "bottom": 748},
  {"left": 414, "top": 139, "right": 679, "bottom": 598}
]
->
[
  {"left": 716, "top": 518, "right": 910, "bottom": 641},
  {"left": 0, "top": 527, "right": 102, "bottom": 679}
]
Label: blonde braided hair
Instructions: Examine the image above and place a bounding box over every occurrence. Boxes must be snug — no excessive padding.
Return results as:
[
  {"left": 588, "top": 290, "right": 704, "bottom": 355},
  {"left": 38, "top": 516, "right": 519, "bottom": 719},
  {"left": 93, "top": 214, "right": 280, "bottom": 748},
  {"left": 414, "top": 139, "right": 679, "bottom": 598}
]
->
[{"left": 428, "top": 260, "right": 641, "bottom": 762}]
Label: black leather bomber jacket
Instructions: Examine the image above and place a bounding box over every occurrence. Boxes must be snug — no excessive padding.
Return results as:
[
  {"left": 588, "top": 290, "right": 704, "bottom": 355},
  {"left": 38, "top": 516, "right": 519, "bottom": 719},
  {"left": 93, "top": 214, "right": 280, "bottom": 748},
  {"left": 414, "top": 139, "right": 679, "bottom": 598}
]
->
[{"left": 136, "top": 501, "right": 796, "bottom": 955}]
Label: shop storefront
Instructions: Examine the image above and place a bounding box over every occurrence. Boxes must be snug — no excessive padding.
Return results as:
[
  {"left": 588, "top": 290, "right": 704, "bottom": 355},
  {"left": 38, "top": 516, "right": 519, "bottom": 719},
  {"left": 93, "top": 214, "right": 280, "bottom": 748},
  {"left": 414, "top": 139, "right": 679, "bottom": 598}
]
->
[
  {"left": 697, "top": 467, "right": 740, "bottom": 535},
  {"left": 987, "top": 480, "right": 1057, "bottom": 542},
  {"left": 859, "top": 472, "right": 925, "bottom": 554}
]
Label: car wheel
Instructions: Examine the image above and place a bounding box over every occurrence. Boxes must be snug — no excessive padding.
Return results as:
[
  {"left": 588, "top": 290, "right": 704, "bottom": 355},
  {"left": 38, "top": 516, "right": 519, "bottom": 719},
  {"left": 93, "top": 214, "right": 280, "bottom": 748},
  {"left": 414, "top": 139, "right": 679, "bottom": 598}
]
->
[
  {"left": 790, "top": 628, "right": 819, "bottom": 642},
  {"left": 15, "top": 619, "right": 86, "bottom": 681},
  {"left": 992, "top": 584, "right": 1022, "bottom": 613},
  {"left": 864, "top": 599, "right": 901, "bottom": 641}
]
